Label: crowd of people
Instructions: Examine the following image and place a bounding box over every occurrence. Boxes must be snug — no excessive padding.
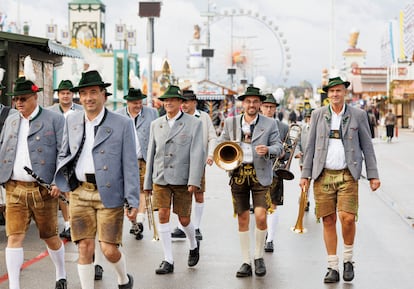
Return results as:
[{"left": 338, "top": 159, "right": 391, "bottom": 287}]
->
[{"left": 0, "top": 71, "right": 382, "bottom": 288}]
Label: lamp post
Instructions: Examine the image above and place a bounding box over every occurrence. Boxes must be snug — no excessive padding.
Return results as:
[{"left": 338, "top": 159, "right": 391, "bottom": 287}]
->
[{"left": 139, "top": 1, "right": 161, "bottom": 108}]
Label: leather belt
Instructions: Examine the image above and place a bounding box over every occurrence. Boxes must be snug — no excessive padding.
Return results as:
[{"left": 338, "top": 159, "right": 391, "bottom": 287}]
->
[
  {"left": 80, "top": 181, "right": 97, "bottom": 190},
  {"left": 9, "top": 180, "right": 38, "bottom": 187}
]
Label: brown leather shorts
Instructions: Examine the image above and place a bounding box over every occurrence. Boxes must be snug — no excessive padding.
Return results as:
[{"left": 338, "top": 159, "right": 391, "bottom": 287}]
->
[
  {"left": 5, "top": 180, "right": 58, "bottom": 239},
  {"left": 313, "top": 169, "right": 358, "bottom": 219},
  {"left": 69, "top": 184, "right": 124, "bottom": 244},
  {"left": 152, "top": 184, "right": 192, "bottom": 217}
]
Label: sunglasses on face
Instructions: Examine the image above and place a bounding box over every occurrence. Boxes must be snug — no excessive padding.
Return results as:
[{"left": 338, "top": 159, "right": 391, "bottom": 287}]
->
[{"left": 13, "top": 94, "right": 34, "bottom": 102}]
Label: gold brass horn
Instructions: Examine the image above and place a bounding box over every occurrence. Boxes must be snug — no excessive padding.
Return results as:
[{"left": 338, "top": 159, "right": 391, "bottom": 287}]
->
[
  {"left": 291, "top": 185, "right": 308, "bottom": 234},
  {"left": 213, "top": 141, "right": 244, "bottom": 171}
]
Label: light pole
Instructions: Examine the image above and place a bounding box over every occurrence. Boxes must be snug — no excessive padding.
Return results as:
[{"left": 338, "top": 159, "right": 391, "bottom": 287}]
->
[{"left": 139, "top": 1, "right": 161, "bottom": 107}]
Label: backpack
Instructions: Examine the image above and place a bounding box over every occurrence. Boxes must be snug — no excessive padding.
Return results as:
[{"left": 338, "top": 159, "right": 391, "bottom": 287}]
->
[{"left": 0, "top": 106, "right": 11, "bottom": 134}]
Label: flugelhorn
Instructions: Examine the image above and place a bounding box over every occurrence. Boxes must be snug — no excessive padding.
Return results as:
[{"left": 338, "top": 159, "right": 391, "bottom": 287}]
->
[
  {"left": 213, "top": 141, "right": 243, "bottom": 171},
  {"left": 291, "top": 185, "right": 308, "bottom": 234},
  {"left": 145, "top": 193, "right": 159, "bottom": 241},
  {"left": 273, "top": 123, "right": 302, "bottom": 180}
]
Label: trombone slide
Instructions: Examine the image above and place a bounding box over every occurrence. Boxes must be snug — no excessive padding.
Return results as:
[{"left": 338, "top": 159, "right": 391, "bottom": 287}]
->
[{"left": 145, "top": 193, "right": 159, "bottom": 241}]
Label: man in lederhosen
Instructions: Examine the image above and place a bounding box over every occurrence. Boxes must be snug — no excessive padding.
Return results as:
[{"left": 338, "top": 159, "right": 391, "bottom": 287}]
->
[{"left": 217, "top": 86, "right": 283, "bottom": 277}]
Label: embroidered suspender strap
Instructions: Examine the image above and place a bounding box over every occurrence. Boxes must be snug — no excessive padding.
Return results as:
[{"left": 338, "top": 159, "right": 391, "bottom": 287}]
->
[{"left": 329, "top": 130, "right": 341, "bottom": 139}]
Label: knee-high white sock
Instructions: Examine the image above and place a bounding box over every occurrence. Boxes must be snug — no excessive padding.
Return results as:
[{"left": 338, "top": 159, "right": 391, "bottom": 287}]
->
[
  {"left": 327, "top": 255, "right": 339, "bottom": 271},
  {"left": 343, "top": 244, "right": 354, "bottom": 263},
  {"left": 193, "top": 202, "right": 204, "bottom": 229},
  {"left": 78, "top": 263, "right": 95, "bottom": 289},
  {"left": 239, "top": 231, "right": 250, "bottom": 264},
  {"left": 93, "top": 238, "right": 105, "bottom": 266},
  {"left": 47, "top": 243, "right": 66, "bottom": 281},
  {"left": 109, "top": 252, "right": 129, "bottom": 285},
  {"left": 136, "top": 213, "right": 145, "bottom": 224},
  {"left": 181, "top": 222, "right": 197, "bottom": 250},
  {"left": 266, "top": 211, "right": 279, "bottom": 242},
  {"left": 6, "top": 247, "right": 24, "bottom": 289},
  {"left": 158, "top": 222, "right": 173, "bottom": 264},
  {"left": 254, "top": 227, "right": 267, "bottom": 259}
]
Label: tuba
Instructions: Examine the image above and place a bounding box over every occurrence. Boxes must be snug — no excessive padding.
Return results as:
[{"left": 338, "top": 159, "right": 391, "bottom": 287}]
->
[
  {"left": 272, "top": 123, "right": 302, "bottom": 180},
  {"left": 213, "top": 141, "right": 244, "bottom": 171}
]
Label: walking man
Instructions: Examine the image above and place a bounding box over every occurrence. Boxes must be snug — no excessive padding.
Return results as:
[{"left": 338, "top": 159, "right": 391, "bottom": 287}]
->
[
  {"left": 217, "top": 86, "right": 283, "bottom": 277},
  {"left": 115, "top": 87, "right": 158, "bottom": 240},
  {"left": 144, "top": 85, "right": 204, "bottom": 274},
  {"left": 0, "top": 76, "right": 67, "bottom": 289},
  {"left": 171, "top": 89, "right": 217, "bottom": 241},
  {"left": 300, "top": 77, "right": 381, "bottom": 283},
  {"left": 54, "top": 70, "right": 139, "bottom": 289}
]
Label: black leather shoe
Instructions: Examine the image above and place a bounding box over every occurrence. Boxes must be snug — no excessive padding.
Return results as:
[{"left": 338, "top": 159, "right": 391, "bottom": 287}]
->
[
  {"left": 254, "top": 258, "right": 266, "bottom": 276},
  {"left": 343, "top": 261, "right": 355, "bottom": 281},
  {"left": 236, "top": 263, "right": 252, "bottom": 277},
  {"left": 195, "top": 228, "right": 203, "bottom": 241},
  {"left": 94, "top": 264, "right": 104, "bottom": 280},
  {"left": 55, "top": 278, "right": 67, "bottom": 289},
  {"left": 188, "top": 240, "right": 200, "bottom": 267},
  {"left": 155, "top": 261, "right": 174, "bottom": 274},
  {"left": 171, "top": 227, "right": 186, "bottom": 238},
  {"left": 324, "top": 268, "right": 340, "bottom": 283},
  {"left": 264, "top": 241, "right": 274, "bottom": 253},
  {"left": 59, "top": 228, "right": 71, "bottom": 241},
  {"left": 118, "top": 273, "right": 133, "bottom": 289}
]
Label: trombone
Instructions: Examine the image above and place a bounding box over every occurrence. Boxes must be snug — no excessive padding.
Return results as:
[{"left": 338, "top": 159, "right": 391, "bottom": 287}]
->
[
  {"left": 272, "top": 123, "right": 302, "bottom": 180},
  {"left": 145, "top": 193, "right": 159, "bottom": 241},
  {"left": 291, "top": 184, "right": 309, "bottom": 234}
]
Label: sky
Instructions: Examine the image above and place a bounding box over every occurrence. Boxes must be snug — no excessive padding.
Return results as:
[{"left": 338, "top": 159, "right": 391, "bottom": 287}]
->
[{"left": 0, "top": 0, "right": 412, "bottom": 88}]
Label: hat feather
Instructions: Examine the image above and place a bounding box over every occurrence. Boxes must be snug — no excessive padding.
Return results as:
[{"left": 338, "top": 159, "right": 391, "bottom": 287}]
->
[
  {"left": 0, "top": 68, "right": 4, "bottom": 82},
  {"left": 77, "top": 42, "right": 102, "bottom": 73},
  {"left": 129, "top": 69, "right": 142, "bottom": 89},
  {"left": 24, "top": 55, "right": 36, "bottom": 82}
]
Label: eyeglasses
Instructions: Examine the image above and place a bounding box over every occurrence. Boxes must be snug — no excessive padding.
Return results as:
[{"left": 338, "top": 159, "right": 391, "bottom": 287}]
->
[{"left": 13, "top": 94, "right": 34, "bottom": 102}]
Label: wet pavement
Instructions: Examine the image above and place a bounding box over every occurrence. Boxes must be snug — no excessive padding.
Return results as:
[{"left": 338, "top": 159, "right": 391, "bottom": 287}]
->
[{"left": 0, "top": 128, "right": 413, "bottom": 289}]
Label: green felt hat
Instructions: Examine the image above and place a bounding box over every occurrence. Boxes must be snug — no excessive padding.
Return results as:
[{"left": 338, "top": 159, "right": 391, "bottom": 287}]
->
[
  {"left": 71, "top": 70, "right": 111, "bottom": 92},
  {"left": 322, "top": 77, "right": 350, "bottom": 93},
  {"left": 124, "top": 88, "right": 147, "bottom": 101},
  {"left": 263, "top": 93, "right": 279, "bottom": 106},
  {"left": 238, "top": 86, "right": 266, "bottom": 101},
  {"left": 159, "top": 85, "right": 185, "bottom": 101},
  {"left": 54, "top": 80, "right": 74, "bottom": 91},
  {"left": 6, "top": 77, "right": 43, "bottom": 96}
]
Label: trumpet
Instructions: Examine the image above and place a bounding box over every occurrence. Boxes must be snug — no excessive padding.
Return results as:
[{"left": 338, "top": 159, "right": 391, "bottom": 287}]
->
[
  {"left": 273, "top": 123, "right": 302, "bottom": 180},
  {"left": 291, "top": 185, "right": 308, "bottom": 234},
  {"left": 145, "top": 193, "right": 159, "bottom": 241}
]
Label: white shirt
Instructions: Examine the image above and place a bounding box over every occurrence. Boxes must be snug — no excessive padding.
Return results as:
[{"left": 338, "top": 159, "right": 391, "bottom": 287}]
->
[
  {"left": 240, "top": 115, "right": 258, "bottom": 164},
  {"left": 166, "top": 111, "right": 182, "bottom": 128},
  {"left": 75, "top": 108, "right": 105, "bottom": 182},
  {"left": 127, "top": 107, "right": 142, "bottom": 159},
  {"left": 11, "top": 106, "right": 40, "bottom": 182},
  {"left": 325, "top": 105, "right": 347, "bottom": 170}
]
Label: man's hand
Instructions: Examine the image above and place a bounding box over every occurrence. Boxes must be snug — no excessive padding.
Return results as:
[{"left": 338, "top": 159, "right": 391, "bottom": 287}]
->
[
  {"left": 125, "top": 207, "right": 138, "bottom": 221},
  {"left": 255, "top": 145, "right": 268, "bottom": 156},
  {"left": 299, "top": 178, "right": 310, "bottom": 192},
  {"left": 188, "top": 185, "right": 199, "bottom": 193},
  {"left": 49, "top": 185, "right": 61, "bottom": 199},
  {"left": 369, "top": 178, "right": 381, "bottom": 192}
]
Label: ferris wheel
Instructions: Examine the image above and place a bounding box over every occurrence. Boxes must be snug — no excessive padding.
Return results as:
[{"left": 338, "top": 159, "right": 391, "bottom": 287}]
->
[{"left": 202, "top": 7, "right": 291, "bottom": 85}]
